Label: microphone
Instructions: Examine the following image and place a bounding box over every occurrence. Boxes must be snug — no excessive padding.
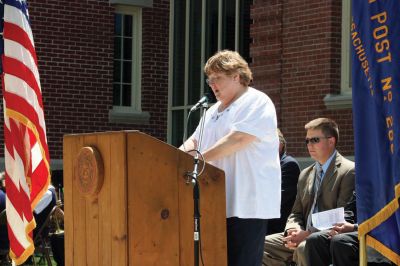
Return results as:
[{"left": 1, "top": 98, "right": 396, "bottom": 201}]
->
[{"left": 190, "top": 95, "right": 209, "bottom": 112}]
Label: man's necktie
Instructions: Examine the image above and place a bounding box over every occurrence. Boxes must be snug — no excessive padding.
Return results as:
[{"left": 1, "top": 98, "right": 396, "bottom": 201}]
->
[{"left": 306, "top": 166, "right": 323, "bottom": 231}]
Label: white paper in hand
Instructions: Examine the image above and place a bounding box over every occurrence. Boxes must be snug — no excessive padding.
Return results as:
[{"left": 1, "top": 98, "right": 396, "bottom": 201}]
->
[{"left": 311, "top": 207, "right": 346, "bottom": 230}]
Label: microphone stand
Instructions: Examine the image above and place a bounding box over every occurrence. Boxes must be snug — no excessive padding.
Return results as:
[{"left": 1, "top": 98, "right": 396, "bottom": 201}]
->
[{"left": 187, "top": 101, "right": 208, "bottom": 266}]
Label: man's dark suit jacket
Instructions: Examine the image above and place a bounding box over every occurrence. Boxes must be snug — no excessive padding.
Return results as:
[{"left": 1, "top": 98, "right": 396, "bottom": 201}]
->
[
  {"left": 0, "top": 190, "right": 4, "bottom": 213},
  {"left": 342, "top": 192, "right": 392, "bottom": 264},
  {"left": 344, "top": 191, "right": 356, "bottom": 224},
  {"left": 267, "top": 152, "right": 300, "bottom": 235}
]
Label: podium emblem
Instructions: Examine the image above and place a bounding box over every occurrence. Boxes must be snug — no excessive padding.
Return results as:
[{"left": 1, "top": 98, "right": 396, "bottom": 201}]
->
[{"left": 74, "top": 146, "right": 104, "bottom": 196}]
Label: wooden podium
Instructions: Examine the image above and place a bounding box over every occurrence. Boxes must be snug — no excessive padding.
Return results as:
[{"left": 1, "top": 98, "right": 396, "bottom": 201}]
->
[{"left": 63, "top": 131, "right": 227, "bottom": 265}]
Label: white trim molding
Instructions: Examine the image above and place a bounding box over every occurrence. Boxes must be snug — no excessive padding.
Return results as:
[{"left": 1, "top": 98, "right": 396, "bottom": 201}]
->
[{"left": 110, "top": 0, "right": 153, "bottom": 8}]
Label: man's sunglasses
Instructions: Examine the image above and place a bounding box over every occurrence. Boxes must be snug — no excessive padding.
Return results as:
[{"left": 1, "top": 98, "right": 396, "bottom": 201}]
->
[{"left": 305, "top": 136, "right": 332, "bottom": 145}]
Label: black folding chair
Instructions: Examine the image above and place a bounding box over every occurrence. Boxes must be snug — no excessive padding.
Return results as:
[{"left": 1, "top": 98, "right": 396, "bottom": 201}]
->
[{"left": 33, "top": 199, "right": 65, "bottom": 266}]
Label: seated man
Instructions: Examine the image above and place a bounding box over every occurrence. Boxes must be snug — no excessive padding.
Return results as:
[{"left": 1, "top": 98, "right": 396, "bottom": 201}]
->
[
  {"left": 267, "top": 129, "right": 300, "bottom": 235},
  {"left": 0, "top": 173, "right": 56, "bottom": 264},
  {"left": 23, "top": 185, "right": 57, "bottom": 265},
  {"left": 304, "top": 191, "right": 357, "bottom": 265},
  {"left": 33, "top": 185, "right": 57, "bottom": 237},
  {"left": 305, "top": 191, "right": 394, "bottom": 266},
  {"left": 263, "top": 118, "right": 355, "bottom": 266}
]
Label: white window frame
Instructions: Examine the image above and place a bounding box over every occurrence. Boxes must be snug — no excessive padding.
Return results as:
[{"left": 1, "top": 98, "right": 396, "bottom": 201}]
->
[
  {"left": 324, "top": 0, "right": 352, "bottom": 110},
  {"left": 110, "top": 0, "right": 153, "bottom": 7},
  {"left": 340, "top": 0, "right": 352, "bottom": 95},
  {"left": 109, "top": 5, "right": 150, "bottom": 124}
]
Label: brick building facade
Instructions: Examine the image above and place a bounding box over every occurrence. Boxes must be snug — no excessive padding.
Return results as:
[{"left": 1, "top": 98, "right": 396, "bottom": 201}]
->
[
  {"left": 0, "top": 0, "right": 354, "bottom": 170},
  {"left": 0, "top": 0, "right": 170, "bottom": 169},
  {"left": 251, "top": 1, "right": 353, "bottom": 161}
]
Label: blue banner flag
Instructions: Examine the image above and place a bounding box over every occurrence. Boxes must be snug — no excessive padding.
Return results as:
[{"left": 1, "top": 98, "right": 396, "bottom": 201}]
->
[{"left": 352, "top": 0, "right": 400, "bottom": 264}]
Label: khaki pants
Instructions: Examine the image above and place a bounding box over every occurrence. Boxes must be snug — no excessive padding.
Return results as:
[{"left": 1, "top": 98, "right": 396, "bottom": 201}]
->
[{"left": 263, "top": 232, "right": 308, "bottom": 266}]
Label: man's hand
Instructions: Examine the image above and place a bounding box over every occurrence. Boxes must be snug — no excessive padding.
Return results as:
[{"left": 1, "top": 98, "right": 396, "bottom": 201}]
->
[
  {"left": 283, "top": 229, "right": 311, "bottom": 250},
  {"left": 328, "top": 222, "right": 355, "bottom": 238}
]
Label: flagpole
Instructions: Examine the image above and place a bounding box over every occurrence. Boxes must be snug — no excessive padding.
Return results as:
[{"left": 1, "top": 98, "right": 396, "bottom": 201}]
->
[{"left": 359, "top": 233, "right": 367, "bottom": 266}]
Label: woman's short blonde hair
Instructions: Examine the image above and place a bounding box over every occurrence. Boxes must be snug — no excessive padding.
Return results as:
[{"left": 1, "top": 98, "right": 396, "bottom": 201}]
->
[{"left": 204, "top": 50, "right": 252, "bottom": 87}]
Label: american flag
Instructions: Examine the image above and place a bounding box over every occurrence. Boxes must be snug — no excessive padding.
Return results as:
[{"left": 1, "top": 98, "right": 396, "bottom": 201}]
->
[{"left": 1, "top": 0, "right": 50, "bottom": 264}]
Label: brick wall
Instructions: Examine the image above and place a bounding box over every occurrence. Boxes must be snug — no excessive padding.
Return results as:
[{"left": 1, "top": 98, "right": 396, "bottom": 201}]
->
[
  {"left": 251, "top": 0, "right": 354, "bottom": 158},
  {"left": 0, "top": 0, "right": 170, "bottom": 161},
  {"left": 1, "top": 0, "right": 354, "bottom": 163},
  {"left": 141, "top": 0, "right": 170, "bottom": 139}
]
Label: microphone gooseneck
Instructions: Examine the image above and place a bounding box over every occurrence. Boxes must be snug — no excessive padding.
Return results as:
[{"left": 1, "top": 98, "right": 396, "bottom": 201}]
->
[{"left": 190, "top": 95, "right": 209, "bottom": 112}]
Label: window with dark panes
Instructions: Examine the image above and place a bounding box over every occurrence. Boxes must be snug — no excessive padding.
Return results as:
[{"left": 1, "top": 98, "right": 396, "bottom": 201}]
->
[
  {"left": 113, "top": 6, "right": 141, "bottom": 110},
  {"left": 169, "top": 0, "right": 252, "bottom": 146}
]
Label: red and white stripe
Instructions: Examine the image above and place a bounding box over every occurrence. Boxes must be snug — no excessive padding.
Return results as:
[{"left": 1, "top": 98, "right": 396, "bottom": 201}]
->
[{"left": 2, "top": 1, "right": 50, "bottom": 264}]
